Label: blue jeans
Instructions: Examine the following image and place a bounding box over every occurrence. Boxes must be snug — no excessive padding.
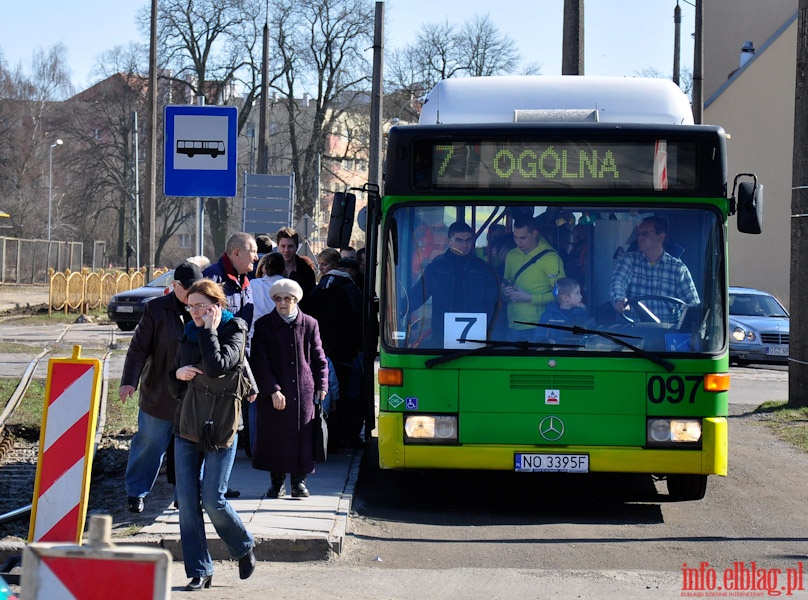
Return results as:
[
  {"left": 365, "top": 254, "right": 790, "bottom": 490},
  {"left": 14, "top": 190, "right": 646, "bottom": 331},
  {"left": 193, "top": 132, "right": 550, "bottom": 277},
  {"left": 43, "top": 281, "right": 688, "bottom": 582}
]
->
[
  {"left": 124, "top": 410, "right": 174, "bottom": 498},
  {"left": 174, "top": 435, "right": 254, "bottom": 578}
]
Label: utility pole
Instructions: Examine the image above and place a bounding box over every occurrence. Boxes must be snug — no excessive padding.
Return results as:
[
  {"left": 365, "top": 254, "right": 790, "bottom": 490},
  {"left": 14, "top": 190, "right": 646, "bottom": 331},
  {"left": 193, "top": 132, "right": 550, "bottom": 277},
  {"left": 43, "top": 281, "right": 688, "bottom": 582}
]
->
[
  {"left": 789, "top": 0, "right": 808, "bottom": 407},
  {"left": 258, "top": 2, "right": 270, "bottom": 175},
  {"left": 673, "top": 1, "right": 681, "bottom": 86},
  {"left": 368, "top": 1, "right": 384, "bottom": 190},
  {"left": 131, "top": 111, "right": 141, "bottom": 268},
  {"left": 196, "top": 96, "right": 205, "bottom": 257},
  {"left": 562, "top": 0, "right": 584, "bottom": 75},
  {"left": 145, "top": 0, "right": 158, "bottom": 281},
  {"left": 692, "top": 0, "right": 704, "bottom": 123}
]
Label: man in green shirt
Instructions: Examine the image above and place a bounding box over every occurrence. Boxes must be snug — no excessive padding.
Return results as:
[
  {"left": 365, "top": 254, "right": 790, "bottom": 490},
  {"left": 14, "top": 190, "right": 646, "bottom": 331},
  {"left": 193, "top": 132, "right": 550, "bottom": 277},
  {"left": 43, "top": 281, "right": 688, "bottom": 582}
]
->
[{"left": 502, "top": 217, "right": 565, "bottom": 341}]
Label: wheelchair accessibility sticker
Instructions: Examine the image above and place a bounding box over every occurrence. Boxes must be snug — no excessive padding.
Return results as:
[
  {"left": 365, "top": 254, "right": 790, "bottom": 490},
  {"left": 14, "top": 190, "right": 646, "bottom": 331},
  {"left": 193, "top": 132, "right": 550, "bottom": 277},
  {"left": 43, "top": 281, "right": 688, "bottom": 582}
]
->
[{"left": 405, "top": 397, "right": 419, "bottom": 410}]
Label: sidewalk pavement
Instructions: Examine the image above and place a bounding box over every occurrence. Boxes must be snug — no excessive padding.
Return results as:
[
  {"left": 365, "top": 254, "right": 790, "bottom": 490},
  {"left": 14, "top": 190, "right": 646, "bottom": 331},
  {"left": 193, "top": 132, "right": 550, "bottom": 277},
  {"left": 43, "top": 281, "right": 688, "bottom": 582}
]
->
[
  {"left": 130, "top": 447, "right": 362, "bottom": 561},
  {"left": 0, "top": 316, "right": 364, "bottom": 562}
]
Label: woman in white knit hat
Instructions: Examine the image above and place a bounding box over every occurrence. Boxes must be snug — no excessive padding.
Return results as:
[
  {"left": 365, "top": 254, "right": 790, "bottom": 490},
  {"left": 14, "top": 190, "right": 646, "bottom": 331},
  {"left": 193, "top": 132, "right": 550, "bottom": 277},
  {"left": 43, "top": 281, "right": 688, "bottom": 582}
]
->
[{"left": 249, "top": 278, "right": 328, "bottom": 498}]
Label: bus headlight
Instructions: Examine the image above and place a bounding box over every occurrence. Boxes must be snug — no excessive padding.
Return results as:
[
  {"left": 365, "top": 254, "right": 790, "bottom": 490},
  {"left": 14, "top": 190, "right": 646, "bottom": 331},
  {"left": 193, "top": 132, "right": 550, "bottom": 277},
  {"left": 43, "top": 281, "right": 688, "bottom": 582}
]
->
[
  {"left": 647, "top": 418, "right": 702, "bottom": 447},
  {"left": 404, "top": 415, "right": 458, "bottom": 443}
]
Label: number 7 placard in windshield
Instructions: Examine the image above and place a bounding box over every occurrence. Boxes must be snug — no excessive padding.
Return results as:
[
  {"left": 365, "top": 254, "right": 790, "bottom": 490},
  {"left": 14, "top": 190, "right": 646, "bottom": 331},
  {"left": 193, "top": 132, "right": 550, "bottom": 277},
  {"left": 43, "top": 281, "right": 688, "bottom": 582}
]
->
[{"left": 444, "top": 313, "right": 486, "bottom": 349}]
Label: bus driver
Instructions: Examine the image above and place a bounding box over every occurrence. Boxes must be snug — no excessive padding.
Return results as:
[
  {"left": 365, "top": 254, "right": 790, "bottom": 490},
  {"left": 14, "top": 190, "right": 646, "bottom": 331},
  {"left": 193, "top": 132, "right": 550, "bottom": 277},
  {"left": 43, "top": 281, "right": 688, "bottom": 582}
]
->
[{"left": 609, "top": 216, "right": 700, "bottom": 323}]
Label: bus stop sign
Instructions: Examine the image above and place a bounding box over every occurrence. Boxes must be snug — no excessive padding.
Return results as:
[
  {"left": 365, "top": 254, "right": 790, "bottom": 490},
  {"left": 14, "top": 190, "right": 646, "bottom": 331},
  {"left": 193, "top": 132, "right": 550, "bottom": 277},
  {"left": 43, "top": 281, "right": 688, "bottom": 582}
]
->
[{"left": 164, "top": 105, "right": 238, "bottom": 197}]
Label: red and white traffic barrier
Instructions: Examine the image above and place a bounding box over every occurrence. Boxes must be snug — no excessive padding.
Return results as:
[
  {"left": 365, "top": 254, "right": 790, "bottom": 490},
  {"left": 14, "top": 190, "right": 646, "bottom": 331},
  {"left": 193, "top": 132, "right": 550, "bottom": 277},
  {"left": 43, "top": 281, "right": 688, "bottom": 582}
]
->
[
  {"left": 22, "top": 515, "right": 171, "bottom": 599},
  {"left": 29, "top": 346, "right": 102, "bottom": 544}
]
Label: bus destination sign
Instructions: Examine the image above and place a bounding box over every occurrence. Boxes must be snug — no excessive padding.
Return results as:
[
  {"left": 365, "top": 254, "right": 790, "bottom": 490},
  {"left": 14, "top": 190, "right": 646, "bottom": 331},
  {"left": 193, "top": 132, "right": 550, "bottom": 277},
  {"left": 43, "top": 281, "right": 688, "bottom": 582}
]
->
[{"left": 421, "top": 139, "right": 697, "bottom": 192}]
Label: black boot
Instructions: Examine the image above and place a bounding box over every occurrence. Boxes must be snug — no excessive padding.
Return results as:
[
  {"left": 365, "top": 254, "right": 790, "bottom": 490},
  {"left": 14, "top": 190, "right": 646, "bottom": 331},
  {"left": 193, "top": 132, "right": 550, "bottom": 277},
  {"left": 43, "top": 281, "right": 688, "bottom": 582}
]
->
[
  {"left": 266, "top": 472, "right": 286, "bottom": 498},
  {"left": 291, "top": 474, "right": 309, "bottom": 498},
  {"left": 186, "top": 575, "right": 212, "bottom": 590}
]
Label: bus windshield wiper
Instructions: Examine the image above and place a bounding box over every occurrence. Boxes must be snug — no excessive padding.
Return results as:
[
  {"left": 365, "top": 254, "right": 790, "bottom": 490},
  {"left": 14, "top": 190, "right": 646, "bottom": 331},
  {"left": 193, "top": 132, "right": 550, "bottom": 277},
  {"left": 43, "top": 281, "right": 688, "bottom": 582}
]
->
[
  {"left": 515, "top": 321, "right": 675, "bottom": 372},
  {"left": 424, "top": 338, "right": 581, "bottom": 369}
]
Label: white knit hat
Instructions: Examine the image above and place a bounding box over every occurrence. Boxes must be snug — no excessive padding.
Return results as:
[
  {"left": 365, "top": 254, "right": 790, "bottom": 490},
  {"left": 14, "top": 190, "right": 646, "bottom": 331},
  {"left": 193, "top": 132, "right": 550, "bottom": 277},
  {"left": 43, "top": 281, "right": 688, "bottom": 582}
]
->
[{"left": 269, "top": 278, "right": 304, "bottom": 302}]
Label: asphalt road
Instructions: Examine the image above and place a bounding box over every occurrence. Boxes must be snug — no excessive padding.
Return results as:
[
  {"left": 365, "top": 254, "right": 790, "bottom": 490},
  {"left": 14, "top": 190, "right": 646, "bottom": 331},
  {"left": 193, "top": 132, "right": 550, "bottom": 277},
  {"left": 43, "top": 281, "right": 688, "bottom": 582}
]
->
[
  {"left": 335, "top": 399, "right": 808, "bottom": 599},
  {"left": 65, "top": 393, "right": 805, "bottom": 600},
  {"left": 729, "top": 364, "right": 788, "bottom": 405}
]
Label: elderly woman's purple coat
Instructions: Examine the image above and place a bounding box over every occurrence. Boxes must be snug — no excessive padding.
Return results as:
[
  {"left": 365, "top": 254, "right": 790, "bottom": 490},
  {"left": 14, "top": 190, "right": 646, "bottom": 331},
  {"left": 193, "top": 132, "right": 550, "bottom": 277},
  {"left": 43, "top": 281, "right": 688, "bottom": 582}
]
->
[{"left": 250, "top": 309, "right": 328, "bottom": 475}]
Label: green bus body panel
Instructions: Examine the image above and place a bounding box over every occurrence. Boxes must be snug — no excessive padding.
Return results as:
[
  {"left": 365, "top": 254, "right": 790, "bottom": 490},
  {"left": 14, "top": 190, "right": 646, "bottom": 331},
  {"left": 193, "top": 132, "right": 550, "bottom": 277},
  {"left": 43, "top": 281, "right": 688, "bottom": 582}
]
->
[
  {"left": 460, "top": 369, "right": 643, "bottom": 413},
  {"left": 378, "top": 355, "right": 729, "bottom": 474},
  {"left": 461, "top": 412, "right": 645, "bottom": 445},
  {"left": 381, "top": 357, "right": 728, "bottom": 420},
  {"left": 383, "top": 368, "right": 458, "bottom": 412}
]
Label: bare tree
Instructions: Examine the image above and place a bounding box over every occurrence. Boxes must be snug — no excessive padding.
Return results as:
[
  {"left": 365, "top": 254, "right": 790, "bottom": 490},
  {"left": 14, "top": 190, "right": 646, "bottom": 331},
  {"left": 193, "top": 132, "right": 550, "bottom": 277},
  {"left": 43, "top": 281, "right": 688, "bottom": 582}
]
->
[
  {"left": 51, "top": 43, "right": 195, "bottom": 268},
  {"left": 142, "top": 0, "right": 264, "bottom": 256},
  {"left": 0, "top": 45, "right": 72, "bottom": 240},
  {"left": 134, "top": 0, "right": 374, "bottom": 249},
  {"left": 385, "top": 13, "right": 539, "bottom": 120},
  {"left": 269, "top": 0, "right": 374, "bottom": 220},
  {"left": 460, "top": 15, "right": 522, "bottom": 77}
]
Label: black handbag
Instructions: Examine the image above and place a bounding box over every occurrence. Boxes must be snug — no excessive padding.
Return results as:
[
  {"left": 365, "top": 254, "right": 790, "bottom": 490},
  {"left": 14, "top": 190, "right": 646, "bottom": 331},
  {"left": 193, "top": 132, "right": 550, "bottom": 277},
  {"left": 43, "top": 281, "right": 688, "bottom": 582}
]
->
[
  {"left": 313, "top": 399, "right": 328, "bottom": 462},
  {"left": 179, "top": 333, "right": 249, "bottom": 451}
]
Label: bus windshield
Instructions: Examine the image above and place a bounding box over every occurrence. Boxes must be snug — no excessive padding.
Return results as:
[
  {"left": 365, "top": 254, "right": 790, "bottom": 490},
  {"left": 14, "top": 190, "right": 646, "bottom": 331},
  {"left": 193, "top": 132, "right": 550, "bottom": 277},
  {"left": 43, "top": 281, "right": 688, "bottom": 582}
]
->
[{"left": 384, "top": 204, "right": 724, "bottom": 355}]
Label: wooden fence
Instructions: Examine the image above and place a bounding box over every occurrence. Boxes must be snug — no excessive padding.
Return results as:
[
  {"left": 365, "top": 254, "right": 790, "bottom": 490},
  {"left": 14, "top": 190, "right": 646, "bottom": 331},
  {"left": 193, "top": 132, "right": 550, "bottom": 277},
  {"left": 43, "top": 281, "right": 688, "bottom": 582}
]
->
[{"left": 48, "top": 268, "right": 170, "bottom": 315}]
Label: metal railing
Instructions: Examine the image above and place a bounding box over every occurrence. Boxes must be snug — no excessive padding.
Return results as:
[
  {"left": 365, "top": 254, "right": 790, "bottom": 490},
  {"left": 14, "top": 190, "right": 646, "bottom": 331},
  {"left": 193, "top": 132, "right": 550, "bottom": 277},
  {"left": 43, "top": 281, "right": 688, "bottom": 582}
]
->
[{"left": 0, "top": 236, "right": 83, "bottom": 285}]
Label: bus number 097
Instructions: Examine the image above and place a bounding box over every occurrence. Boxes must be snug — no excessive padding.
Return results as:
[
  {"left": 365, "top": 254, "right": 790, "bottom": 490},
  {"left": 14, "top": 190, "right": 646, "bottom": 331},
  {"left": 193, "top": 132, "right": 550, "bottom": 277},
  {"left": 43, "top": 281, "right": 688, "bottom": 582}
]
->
[{"left": 647, "top": 375, "right": 702, "bottom": 404}]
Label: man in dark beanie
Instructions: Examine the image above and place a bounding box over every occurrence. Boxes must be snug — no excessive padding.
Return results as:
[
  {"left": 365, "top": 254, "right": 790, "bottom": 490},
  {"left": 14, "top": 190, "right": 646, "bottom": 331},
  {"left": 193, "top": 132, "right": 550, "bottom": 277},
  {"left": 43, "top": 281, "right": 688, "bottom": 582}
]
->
[{"left": 119, "top": 261, "right": 203, "bottom": 513}]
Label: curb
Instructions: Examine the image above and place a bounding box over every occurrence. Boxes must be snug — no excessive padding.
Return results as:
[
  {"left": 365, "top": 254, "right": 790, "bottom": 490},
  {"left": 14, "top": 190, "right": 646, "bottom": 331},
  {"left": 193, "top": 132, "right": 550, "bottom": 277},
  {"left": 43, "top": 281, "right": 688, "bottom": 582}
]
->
[{"left": 0, "top": 449, "right": 363, "bottom": 568}]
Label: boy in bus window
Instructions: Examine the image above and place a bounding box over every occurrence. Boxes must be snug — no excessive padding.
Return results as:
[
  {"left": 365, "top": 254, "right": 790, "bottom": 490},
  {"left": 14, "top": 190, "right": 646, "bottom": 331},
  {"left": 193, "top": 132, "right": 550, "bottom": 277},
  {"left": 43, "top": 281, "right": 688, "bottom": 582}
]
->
[
  {"left": 502, "top": 217, "right": 565, "bottom": 341},
  {"left": 539, "top": 278, "right": 587, "bottom": 325},
  {"left": 537, "top": 277, "right": 587, "bottom": 341},
  {"left": 407, "top": 221, "right": 500, "bottom": 347}
]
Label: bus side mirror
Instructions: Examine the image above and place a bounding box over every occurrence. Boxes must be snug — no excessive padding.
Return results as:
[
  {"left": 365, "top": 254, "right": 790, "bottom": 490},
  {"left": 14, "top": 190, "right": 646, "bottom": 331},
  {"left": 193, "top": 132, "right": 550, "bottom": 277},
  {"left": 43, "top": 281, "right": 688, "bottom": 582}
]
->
[
  {"left": 327, "top": 192, "right": 356, "bottom": 248},
  {"left": 731, "top": 174, "right": 763, "bottom": 234}
]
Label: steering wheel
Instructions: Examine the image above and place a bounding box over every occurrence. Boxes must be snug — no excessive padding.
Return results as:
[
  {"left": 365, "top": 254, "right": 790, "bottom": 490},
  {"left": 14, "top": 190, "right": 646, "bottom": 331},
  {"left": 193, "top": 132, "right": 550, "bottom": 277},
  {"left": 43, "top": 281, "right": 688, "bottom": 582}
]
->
[{"left": 622, "top": 295, "right": 686, "bottom": 324}]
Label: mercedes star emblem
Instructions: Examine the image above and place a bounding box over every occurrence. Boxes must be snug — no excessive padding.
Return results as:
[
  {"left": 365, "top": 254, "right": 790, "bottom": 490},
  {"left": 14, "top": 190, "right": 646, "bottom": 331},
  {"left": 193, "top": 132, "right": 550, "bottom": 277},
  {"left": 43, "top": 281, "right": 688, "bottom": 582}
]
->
[{"left": 539, "top": 416, "right": 564, "bottom": 441}]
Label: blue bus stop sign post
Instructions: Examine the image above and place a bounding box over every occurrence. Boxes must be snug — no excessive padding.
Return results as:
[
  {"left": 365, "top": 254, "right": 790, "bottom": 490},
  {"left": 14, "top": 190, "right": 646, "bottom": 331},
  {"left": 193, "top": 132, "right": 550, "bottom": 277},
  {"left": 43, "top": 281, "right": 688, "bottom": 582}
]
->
[{"left": 164, "top": 105, "right": 239, "bottom": 197}]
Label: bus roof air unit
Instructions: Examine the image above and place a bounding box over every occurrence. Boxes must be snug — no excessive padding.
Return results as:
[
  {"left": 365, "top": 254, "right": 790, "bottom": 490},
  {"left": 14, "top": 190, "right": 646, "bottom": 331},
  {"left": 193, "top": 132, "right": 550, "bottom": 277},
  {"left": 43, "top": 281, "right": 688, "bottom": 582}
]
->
[
  {"left": 514, "top": 109, "right": 600, "bottom": 123},
  {"left": 419, "top": 75, "right": 694, "bottom": 126}
]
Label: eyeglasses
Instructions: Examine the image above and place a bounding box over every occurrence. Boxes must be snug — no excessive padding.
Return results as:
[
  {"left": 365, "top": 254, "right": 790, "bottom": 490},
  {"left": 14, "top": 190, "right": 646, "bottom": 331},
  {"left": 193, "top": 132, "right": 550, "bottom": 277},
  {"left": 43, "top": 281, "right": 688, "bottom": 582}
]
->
[
  {"left": 273, "top": 296, "right": 296, "bottom": 304},
  {"left": 185, "top": 303, "right": 212, "bottom": 313},
  {"left": 450, "top": 237, "right": 474, "bottom": 244}
]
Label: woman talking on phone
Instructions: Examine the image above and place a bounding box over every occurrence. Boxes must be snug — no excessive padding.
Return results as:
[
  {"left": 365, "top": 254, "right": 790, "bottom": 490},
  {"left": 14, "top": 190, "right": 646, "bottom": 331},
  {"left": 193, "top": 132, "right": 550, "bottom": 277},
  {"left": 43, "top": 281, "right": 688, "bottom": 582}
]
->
[{"left": 169, "top": 279, "right": 257, "bottom": 591}]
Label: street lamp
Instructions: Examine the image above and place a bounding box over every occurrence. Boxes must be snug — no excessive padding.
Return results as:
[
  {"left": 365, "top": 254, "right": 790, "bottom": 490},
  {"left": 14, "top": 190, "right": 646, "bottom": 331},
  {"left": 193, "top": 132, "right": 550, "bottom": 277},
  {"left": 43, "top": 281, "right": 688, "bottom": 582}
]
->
[{"left": 48, "top": 139, "right": 63, "bottom": 242}]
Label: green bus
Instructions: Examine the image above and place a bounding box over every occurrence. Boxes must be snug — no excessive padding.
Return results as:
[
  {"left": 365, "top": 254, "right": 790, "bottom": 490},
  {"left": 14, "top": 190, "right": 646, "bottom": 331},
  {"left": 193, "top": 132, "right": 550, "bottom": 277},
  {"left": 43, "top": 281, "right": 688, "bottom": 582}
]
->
[{"left": 333, "top": 76, "right": 762, "bottom": 501}]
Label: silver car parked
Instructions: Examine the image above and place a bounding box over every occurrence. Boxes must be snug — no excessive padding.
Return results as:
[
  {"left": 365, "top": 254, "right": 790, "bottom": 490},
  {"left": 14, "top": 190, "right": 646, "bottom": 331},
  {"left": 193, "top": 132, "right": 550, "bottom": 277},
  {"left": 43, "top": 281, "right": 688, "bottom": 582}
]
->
[{"left": 729, "top": 286, "right": 789, "bottom": 365}]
